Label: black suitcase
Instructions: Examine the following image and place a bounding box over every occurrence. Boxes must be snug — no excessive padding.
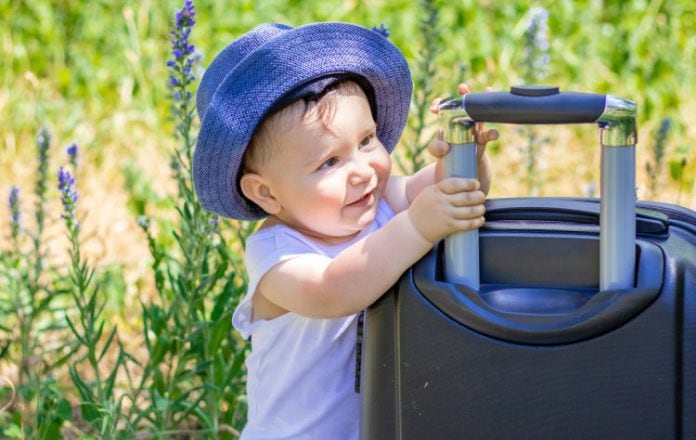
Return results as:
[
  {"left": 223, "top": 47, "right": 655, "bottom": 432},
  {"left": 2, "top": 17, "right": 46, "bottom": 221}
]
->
[{"left": 360, "top": 87, "right": 696, "bottom": 439}]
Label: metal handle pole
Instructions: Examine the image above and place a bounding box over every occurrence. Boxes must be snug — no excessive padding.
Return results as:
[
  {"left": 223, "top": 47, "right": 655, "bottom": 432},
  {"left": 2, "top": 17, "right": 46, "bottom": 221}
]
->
[
  {"left": 598, "top": 95, "right": 638, "bottom": 290},
  {"left": 438, "top": 98, "right": 480, "bottom": 290},
  {"left": 443, "top": 143, "right": 480, "bottom": 290},
  {"left": 600, "top": 145, "right": 636, "bottom": 290}
]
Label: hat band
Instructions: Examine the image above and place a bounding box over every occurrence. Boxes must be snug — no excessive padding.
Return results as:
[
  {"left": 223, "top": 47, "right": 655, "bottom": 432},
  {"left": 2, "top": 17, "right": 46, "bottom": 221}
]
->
[{"left": 266, "top": 73, "right": 377, "bottom": 120}]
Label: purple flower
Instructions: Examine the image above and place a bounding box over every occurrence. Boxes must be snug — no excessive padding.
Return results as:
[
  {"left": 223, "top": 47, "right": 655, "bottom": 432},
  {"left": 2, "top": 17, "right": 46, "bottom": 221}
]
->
[
  {"left": 523, "top": 6, "right": 550, "bottom": 82},
  {"left": 206, "top": 216, "right": 220, "bottom": 235},
  {"left": 66, "top": 142, "right": 79, "bottom": 168},
  {"left": 36, "top": 127, "right": 51, "bottom": 195},
  {"left": 9, "top": 185, "right": 21, "bottom": 234},
  {"left": 57, "top": 166, "right": 79, "bottom": 226},
  {"left": 168, "top": 0, "right": 198, "bottom": 97},
  {"left": 174, "top": 0, "right": 196, "bottom": 29},
  {"left": 37, "top": 127, "right": 50, "bottom": 165},
  {"left": 658, "top": 117, "right": 672, "bottom": 140},
  {"left": 372, "top": 24, "right": 390, "bottom": 39}
]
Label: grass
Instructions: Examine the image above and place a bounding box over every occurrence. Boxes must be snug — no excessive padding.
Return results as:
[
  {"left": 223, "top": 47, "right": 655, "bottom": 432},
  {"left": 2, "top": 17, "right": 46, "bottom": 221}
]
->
[{"left": 1, "top": 0, "right": 695, "bottom": 437}]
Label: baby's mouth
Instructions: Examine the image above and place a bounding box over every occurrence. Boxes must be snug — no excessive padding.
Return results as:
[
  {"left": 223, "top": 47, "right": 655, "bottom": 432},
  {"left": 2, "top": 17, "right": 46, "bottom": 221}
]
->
[{"left": 347, "top": 190, "right": 374, "bottom": 207}]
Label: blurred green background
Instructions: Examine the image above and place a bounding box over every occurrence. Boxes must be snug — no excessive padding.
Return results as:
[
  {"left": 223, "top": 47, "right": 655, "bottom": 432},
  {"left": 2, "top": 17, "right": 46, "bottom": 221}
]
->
[{"left": 3, "top": 0, "right": 695, "bottom": 207}]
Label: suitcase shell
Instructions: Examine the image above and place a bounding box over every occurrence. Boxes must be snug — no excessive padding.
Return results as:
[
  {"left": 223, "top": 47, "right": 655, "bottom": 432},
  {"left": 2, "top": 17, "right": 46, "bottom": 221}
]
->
[
  {"left": 360, "top": 88, "right": 696, "bottom": 439},
  {"left": 361, "top": 198, "right": 696, "bottom": 439}
]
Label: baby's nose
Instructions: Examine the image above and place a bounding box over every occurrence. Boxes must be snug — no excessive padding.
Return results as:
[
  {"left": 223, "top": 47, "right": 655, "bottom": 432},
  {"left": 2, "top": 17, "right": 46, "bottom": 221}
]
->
[{"left": 349, "top": 158, "right": 374, "bottom": 185}]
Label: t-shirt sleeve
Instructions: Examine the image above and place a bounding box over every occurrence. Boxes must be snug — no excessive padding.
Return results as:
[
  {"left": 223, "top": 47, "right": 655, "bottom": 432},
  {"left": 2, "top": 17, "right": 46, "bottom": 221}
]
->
[{"left": 232, "top": 227, "right": 319, "bottom": 338}]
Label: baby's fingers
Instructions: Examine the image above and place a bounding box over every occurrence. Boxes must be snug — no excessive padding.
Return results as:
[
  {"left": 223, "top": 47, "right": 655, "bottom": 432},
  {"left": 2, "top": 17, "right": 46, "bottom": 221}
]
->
[
  {"left": 475, "top": 125, "right": 499, "bottom": 144},
  {"left": 437, "top": 177, "right": 479, "bottom": 194},
  {"left": 450, "top": 190, "right": 486, "bottom": 207},
  {"left": 430, "top": 98, "right": 443, "bottom": 114},
  {"left": 427, "top": 131, "right": 450, "bottom": 158},
  {"left": 452, "top": 204, "right": 486, "bottom": 220},
  {"left": 457, "top": 83, "right": 472, "bottom": 96}
]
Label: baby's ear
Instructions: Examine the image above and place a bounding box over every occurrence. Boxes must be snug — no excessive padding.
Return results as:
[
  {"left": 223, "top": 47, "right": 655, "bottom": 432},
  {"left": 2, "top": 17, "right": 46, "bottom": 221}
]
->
[{"left": 239, "top": 173, "right": 280, "bottom": 215}]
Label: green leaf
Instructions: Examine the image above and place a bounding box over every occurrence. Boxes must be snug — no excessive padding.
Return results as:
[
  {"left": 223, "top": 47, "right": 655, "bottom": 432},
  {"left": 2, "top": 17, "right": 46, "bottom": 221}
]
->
[
  {"left": 104, "top": 348, "right": 124, "bottom": 398},
  {"left": 95, "top": 319, "right": 106, "bottom": 343},
  {"left": 669, "top": 159, "right": 685, "bottom": 181},
  {"left": 142, "top": 303, "right": 153, "bottom": 354},
  {"left": 69, "top": 365, "right": 95, "bottom": 404},
  {"left": 208, "top": 314, "right": 231, "bottom": 355},
  {"left": 214, "top": 353, "right": 226, "bottom": 386},
  {"left": 65, "top": 315, "right": 88, "bottom": 345},
  {"left": 35, "top": 293, "right": 58, "bottom": 313},
  {"left": 56, "top": 396, "right": 73, "bottom": 421},
  {"left": 154, "top": 393, "right": 169, "bottom": 412},
  {"left": 81, "top": 401, "right": 101, "bottom": 424},
  {"left": 98, "top": 326, "right": 118, "bottom": 362},
  {"left": 151, "top": 337, "right": 170, "bottom": 365},
  {"left": 2, "top": 423, "right": 23, "bottom": 438},
  {"left": 49, "top": 341, "right": 80, "bottom": 370},
  {"left": 210, "top": 279, "right": 235, "bottom": 322}
]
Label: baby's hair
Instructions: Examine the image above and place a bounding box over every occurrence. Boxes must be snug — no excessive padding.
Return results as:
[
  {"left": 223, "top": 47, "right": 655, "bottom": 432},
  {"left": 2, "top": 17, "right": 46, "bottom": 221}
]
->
[{"left": 242, "top": 80, "right": 367, "bottom": 175}]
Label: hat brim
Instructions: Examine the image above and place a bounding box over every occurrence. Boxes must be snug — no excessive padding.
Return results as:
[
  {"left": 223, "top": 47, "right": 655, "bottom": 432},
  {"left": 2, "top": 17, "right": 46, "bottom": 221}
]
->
[{"left": 194, "top": 22, "right": 412, "bottom": 220}]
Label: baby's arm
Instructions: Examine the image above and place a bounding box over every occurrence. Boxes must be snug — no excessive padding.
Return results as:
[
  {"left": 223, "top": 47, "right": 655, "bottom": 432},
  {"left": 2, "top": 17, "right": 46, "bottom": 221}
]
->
[{"left": 255, "top": 178, "right": 484, "bottom": 319}]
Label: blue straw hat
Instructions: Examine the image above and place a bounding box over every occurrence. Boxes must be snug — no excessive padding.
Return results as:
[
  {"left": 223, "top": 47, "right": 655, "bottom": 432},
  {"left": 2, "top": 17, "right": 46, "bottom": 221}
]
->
[{"left": 193, "top": 22, "right": 413, "bottom": 220}]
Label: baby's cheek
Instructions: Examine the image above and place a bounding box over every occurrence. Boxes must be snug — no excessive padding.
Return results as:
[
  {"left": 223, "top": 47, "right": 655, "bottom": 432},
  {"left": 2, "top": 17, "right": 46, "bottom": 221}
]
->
[{"left": 373, "top": 149, "right": 392, "bottom": 180}]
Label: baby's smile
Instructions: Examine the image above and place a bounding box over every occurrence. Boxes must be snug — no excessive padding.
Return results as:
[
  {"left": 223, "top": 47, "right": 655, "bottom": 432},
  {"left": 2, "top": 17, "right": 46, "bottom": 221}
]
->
[{"left": 347, "top": 190, "right": 375, "bottom": 208}]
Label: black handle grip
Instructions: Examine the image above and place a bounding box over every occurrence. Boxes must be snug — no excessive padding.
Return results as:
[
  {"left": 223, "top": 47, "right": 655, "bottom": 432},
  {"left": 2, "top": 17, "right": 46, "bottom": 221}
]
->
[{"left": 464, "top": 86, "right": 607, "bottom": 124}]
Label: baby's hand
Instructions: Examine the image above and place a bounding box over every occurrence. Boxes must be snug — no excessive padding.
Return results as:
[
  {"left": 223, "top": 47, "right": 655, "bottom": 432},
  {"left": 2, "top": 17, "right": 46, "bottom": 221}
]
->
[
  {"left": 407, "top": 177, "right": 486, "bottom": 243},
  {"left": 429, "top": 84, "right": 498, "bottom": 183}
]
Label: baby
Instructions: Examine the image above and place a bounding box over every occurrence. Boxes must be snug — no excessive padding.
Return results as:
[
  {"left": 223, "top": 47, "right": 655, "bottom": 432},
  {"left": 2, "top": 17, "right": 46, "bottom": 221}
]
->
[{"left": 193, "top": 22, "right": 495, "bottom": 440}]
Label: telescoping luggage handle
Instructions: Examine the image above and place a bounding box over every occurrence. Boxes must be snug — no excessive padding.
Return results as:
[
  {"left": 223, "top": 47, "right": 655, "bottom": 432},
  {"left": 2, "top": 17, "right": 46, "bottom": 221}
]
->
[{"left": 438, "top": 86, "right": 637, "bottom": 292}]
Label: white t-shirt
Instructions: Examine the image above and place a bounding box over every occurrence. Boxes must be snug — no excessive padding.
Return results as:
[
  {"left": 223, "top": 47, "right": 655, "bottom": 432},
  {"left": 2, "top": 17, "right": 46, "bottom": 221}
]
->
[{"left": 234, "top": 200, "right": 396, "bottom": 440}]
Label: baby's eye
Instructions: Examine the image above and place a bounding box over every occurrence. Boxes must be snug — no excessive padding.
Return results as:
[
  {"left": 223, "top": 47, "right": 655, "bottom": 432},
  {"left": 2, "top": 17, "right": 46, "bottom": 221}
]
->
[
  {"left": 359, "top": 134, "right": 375, "bottom": 148},
  {"left": 319, "top": 156, "right": 339, "bottom": 170}
]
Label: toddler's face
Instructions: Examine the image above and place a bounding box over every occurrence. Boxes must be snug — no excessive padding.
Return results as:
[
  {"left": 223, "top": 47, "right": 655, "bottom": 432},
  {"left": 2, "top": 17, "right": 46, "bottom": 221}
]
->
[{"left": 260, "top": 91, "right": 391, "bottom": 245}]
